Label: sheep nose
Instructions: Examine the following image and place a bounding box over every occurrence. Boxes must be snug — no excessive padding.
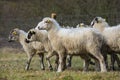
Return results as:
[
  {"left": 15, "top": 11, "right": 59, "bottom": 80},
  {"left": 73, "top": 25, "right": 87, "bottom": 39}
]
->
[{"left": 25, "top": 39, "right": 30, "bottom": 43}]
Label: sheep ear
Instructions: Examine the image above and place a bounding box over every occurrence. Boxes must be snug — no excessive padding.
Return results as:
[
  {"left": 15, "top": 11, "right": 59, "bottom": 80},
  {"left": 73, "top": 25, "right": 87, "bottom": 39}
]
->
[
  {"left": 45, "top": 19, "right": 51, "bottom": 23},
  {"left": 12, "top": 31, "right": 17, "bottom": 35},
  {"left": 30, "top": 31, "right": 35, "bottom": 34},
  {"left": 32, "top": 31, "right": 35, "bottom": 34}
]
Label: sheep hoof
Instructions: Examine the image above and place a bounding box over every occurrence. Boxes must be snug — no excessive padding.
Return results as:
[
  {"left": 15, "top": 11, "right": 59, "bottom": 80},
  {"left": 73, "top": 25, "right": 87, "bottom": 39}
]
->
[
  {"left": 57, "top": 69, "right": 62, "bottom": 72},
  {"left": 41, "top": 68, "right": 45, "bottom": 70},
  {"left": 25, "top": 67, "right": 29, "bottom": 71},
  {"left": 101, "top": 69, "right": 107, "bottom": 72}
]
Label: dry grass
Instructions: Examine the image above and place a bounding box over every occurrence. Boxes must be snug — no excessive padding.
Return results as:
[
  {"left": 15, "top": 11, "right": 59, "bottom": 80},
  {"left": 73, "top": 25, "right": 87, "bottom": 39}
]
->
[{"left": 0, "top": 47, "right": 120, "bottom": 80}]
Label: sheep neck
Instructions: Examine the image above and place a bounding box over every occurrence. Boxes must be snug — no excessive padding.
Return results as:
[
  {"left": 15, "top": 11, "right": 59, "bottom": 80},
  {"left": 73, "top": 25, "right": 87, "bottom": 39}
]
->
[
  {"left": 35, "top": 30, "right": 52, "bottom": 51},
  {"left": 48, "top": 23, "right": 60, "bottom": 36},
  {"left": 19, "top": 30, "right": 27, "bottom": 46},
  {"left": 93, "top": 22, "right": 109, "bottom": 32},
  {"left": 43, "top": 37, "right": 52, "bottom": 52}
]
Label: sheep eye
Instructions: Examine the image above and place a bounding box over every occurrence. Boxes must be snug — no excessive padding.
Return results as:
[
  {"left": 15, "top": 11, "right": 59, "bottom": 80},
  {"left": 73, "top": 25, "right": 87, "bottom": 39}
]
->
[
  {"left": 32, "top": 31, "right": 35, "bottom": 34},
  {"left": 45, "top": 21, "right": 48, "bottom": 23}
]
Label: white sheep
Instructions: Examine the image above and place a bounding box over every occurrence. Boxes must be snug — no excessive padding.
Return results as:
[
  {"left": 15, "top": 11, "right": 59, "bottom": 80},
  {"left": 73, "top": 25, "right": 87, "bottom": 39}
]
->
[
  {"left": 50, "top": 13, "right": 94, "bottom": 69},
  {"left": 8, "top": 28, "right": 51, "bottom": 70},
  {"left": 26, "top": 28, "right": 59, "bottom": 70},
  {"left": 26, "top": 28, "right": 96, "bottom": 71},
  {"left": 91, "top": 17, "right": 120, "bottom": 70},
  {"left": 35, "top": 17, "right": 107, "bottom": 72}
]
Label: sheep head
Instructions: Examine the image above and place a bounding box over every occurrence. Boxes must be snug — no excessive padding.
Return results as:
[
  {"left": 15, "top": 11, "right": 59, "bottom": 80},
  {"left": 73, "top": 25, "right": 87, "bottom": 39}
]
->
[
  {"left": 8, "top": 28, "right": 20, "bottom": 42},
  {"left": 91, "top": 17, "right": 106, "bottom": 26},
  {"left": 35, "top": 17, "right": 59, "bottom": 31},
  {"left": 25, "top": 29, "right": 36, "bottom": 43},
  {"left": 91, "top": 17, "right": 109, "bottom": 32}
]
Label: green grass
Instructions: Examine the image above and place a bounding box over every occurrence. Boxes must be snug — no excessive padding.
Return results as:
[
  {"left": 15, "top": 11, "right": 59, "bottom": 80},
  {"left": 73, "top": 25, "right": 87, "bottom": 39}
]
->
[{"left": 0, "top": 48, "right": 120, "bottom": 80}]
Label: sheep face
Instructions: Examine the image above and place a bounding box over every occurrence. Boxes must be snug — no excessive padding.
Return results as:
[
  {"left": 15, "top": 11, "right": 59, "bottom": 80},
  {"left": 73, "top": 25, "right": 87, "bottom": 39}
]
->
[
  {"left": 26, "top": 30, "right": 36, "bottom": 42},
  {"left": 36, "top": 17, "right": 54, "bottom": 31},
  {"left": 8, "top": 29, "right": 19, "bottom": 42},
  {"left": 91, "top": 17, "right": 106, "bottom": 26}
]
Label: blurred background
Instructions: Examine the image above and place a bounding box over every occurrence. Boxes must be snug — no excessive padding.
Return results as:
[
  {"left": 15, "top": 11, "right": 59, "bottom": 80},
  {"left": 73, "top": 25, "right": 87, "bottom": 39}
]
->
[{"left": 0, "top": 0, "right": 120, "bottom": 48}]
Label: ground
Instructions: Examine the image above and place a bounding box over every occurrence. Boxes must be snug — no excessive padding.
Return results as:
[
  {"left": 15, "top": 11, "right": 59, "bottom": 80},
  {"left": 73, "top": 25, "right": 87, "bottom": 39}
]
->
[{"left": 0, "top": 47, "right": 120, "bottom": 80}]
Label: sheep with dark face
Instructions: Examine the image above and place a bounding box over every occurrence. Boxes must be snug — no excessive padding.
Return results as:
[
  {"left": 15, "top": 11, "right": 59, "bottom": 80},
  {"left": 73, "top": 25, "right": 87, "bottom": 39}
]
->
[
  {"left": 8, "top": 28, "right": 47, "bottom": 70},
  {"left": 91, "top": 17, "right": 120, "bottom": 70},
  {"left": 36, "top": 17, "right": 107, "bottom": 72},
  {"left": 26, "top": 29, "right": 59, "bottom": 70}
]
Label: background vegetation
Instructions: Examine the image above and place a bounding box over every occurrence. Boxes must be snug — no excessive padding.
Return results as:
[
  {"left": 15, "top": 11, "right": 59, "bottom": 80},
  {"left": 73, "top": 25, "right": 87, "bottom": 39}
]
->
[{"left": 0, "top": 0, "right": 120, "bottom": 37}]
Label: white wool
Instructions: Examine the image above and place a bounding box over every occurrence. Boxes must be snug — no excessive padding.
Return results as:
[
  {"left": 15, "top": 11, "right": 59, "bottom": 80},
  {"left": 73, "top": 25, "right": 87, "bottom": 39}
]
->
[
  {"left": 91, "top": 17, "right": 120, "bottom": 52},
  {"left": 36, "top": 17, "right": 107, "bottom": 72}
]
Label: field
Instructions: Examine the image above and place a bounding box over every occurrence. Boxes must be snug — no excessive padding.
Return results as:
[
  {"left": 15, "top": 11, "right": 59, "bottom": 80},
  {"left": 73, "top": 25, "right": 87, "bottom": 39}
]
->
[{"left": 0, "top": 47, "right": 120, "bottom": 80}]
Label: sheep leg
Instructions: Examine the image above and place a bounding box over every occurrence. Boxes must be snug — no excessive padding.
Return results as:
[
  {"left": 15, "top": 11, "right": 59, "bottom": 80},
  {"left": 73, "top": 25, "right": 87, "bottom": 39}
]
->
[
  {"left": 38, "top": 53, "right": 45, "bottom": 70},
  {"left": 25, "top": 54, "right": 35, "bottom": 70},
  {"left": 66, "top": 55, "right": 72, "bottom": 67},
  {"left": 63, "top": 55, "right": 67, "bottom": 70},
  {"left": 57, "top": 53, "right": 66, "bottom": 72},
  {"left": 94, "top": 59, "right": 100, "bottom": 71},
  {"left": 90, "top": 50, "right": 107, "bottom": 72},
  {"left": 83, "top": 59, "right": 89, "bottom": 71},
  {"left": 55, "top": 54, "right": 59, "bottom": 71},
  {"left": 102, "top": 53, "right": 108, "bottom": 69},
  {"left": 114, "top": 54, "right": 120, "bottom": 68},
  {"left": 110, "top": 53, "right": 115, "bottom": 70},
  {"left": 82, "top": 58, "right": 90, "bottom": 71},
  {"left": 80, "top": 54, "right": 91, "bottom": 71},
  {"left": 110, "top": 53, "right": 120, "bottom": 70},
  {"left": 89, "top": 54, "right": 100, "bottom": 71},
  {"left": 46, "top": 52, "right": 54, "bottom": 70}
]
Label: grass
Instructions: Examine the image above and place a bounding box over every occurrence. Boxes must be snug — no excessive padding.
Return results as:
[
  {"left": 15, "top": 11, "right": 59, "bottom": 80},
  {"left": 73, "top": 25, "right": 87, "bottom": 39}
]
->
[{"left": 0, "top": 47, "right": 120, "bottom": 80}]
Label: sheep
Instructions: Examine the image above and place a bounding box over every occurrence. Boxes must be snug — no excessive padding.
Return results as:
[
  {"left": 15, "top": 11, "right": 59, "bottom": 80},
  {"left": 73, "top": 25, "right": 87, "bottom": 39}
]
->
[
  {"left": 76, "top": 23, "right": 89, "bottom": 28},
  {"left": 91, "top": 17, "right": 120, "bottom": 70},
  {"left": 50, "top": 13, "right": 95, "bottom": 68},
  {"left": 8, "top": 28, "right": 51, "bottom": 70},
  {"left": 25, "top": 28, "right": 59, "bottom": 70},
  {"left": 26, "top": 28, "right": 96, "bottom": 71},
  {"left": 35, "top": 17, "right": 107, "bottom": 72}
]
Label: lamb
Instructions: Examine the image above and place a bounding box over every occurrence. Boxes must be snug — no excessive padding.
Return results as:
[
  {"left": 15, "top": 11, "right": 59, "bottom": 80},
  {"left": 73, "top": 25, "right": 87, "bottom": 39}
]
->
[
  {"left": 25, "top": 28, "right": 59, "bottom": 70},
  {"left": 8, "top": 28, "right": 51, "bottom": 70},
  {"left": 91, "top": 17, "right": 120, "bottom": 70},
  {"left": 35, "top": 17, "right": 107, "bottom": 72}
]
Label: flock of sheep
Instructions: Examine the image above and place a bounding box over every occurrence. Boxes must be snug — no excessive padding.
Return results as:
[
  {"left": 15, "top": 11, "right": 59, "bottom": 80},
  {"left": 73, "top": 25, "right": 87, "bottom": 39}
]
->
[{"left": 8, "top": 13, "right": 120, "bottom": 72}]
